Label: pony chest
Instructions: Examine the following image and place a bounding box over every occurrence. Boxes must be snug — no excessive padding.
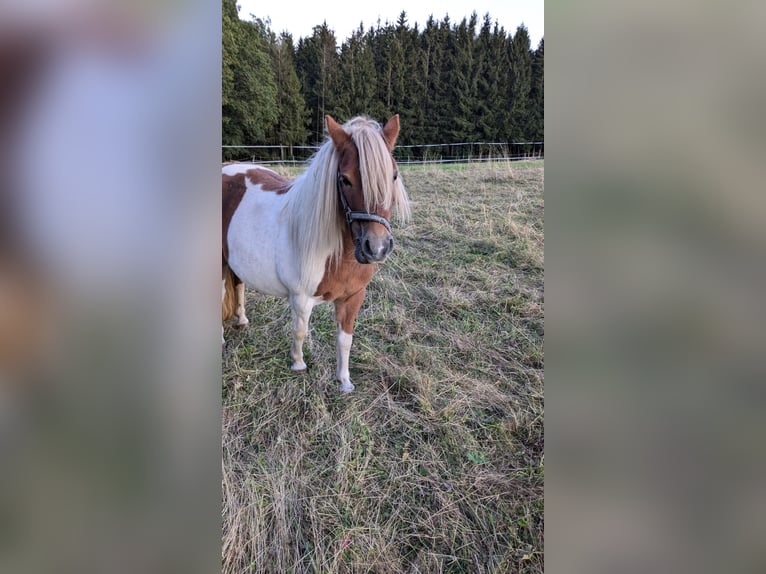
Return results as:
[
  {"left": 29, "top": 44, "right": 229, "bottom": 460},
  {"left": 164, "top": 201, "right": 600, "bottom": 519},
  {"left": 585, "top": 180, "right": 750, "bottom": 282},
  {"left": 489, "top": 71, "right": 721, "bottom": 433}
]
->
[{"left": 314, "top": 257, "right": 376, "bottom": 301}]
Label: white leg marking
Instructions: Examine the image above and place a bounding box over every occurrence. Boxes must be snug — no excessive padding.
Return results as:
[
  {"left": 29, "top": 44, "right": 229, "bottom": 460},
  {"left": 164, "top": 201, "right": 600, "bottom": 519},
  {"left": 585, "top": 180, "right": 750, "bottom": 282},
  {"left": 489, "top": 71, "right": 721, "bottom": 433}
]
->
[
  {"left": 289, "top": 294, "right": 314, "bottom": 372},
  {"left": 336, "top": 325, "right": 354, "bottom": 393},
  {"left": 235, "top": 282, "right": 249, "bottom": 327}
]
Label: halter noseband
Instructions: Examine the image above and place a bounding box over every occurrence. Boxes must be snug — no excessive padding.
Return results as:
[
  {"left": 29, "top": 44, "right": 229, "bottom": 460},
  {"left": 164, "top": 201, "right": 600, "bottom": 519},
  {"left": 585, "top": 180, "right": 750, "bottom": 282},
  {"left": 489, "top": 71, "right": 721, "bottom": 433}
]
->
[{"left": 336, "top": 171, "right": 392, "bottom": 233}]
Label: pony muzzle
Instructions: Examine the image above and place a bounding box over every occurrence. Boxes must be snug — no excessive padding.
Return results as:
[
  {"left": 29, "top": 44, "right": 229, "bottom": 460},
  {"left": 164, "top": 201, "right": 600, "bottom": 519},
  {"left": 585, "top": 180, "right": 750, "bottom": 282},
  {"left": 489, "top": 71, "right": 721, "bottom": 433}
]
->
[{"left": 354, "top": 224, "right": 395, "bottom": 263}]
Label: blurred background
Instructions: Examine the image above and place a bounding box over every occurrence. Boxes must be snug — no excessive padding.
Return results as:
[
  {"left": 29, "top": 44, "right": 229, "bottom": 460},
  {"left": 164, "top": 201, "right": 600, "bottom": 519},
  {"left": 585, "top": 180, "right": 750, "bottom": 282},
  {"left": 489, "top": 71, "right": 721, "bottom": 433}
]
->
[
  {"left": 3, "top": 0, "right": 765, "bottom": 572},
  {"left": 546, "top": 1, "right": 766, "bottom": 573},
  {"left": 0, "top": 1, "right": 221, "bottom": 573}
]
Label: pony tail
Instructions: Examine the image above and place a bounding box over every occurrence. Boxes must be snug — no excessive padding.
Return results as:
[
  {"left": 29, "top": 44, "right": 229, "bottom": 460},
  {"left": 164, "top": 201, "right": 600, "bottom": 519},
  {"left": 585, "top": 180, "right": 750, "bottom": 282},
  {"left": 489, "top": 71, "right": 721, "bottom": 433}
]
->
[{"left": 222, "top": 264, "right": 236, "bottom": 322}]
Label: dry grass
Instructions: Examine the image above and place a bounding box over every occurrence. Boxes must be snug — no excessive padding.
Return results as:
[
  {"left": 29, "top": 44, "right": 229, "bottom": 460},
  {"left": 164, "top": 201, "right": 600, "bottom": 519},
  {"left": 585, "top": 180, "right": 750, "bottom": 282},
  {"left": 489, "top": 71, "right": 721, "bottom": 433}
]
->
[{"left": 222, "top": 160, "right": 544, "bottom": 573}]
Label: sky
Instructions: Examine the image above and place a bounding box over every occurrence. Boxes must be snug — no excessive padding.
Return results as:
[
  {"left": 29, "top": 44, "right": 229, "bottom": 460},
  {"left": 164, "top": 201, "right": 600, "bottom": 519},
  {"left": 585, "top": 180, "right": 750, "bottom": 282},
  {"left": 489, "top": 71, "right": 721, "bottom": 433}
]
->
[{"left": 235, "top": 0, "right": 544, "bottom": 47}]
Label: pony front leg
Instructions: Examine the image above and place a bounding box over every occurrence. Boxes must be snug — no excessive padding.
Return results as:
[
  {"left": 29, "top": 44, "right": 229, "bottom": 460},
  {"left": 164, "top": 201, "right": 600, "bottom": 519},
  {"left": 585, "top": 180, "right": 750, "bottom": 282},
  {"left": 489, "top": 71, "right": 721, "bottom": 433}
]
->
[
  {"left": 289, "top": 294, "right": 314, "bottom": 372},
  {"left": 334, "top": 289, "right": 366, "bottom": 393},
  {"left": 335, "top": 328, "right": 354, "bottom": 393}
]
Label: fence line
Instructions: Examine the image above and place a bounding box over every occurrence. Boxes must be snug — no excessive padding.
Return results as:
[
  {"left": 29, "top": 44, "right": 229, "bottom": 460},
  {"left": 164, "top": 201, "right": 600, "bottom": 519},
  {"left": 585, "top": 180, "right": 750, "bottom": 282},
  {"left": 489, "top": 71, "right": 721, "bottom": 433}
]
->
[
  {"left": 222, "top": 141, "right": 544, "bottom": 164},
  {"left": 221, "top": 141, "right": 543, "bottom": 149},
  {"left": 246, "top": 156, "right": 543, "bottom": 166},
  {"left": 221, "top": 145, "right": 319, "bottom": 149}
]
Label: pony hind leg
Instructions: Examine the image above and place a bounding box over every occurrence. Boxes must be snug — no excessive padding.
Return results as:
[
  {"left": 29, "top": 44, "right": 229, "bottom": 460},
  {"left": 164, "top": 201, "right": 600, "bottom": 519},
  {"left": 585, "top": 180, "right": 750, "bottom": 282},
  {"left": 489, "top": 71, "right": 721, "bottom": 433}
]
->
[
  {"left": 288, "top": 293, "right": 314, "bottom": 372},
  {"left": 334, "top": 288, "right": 366, "bottom": 393},
  {"left": 222, "top": 264, "right": 247, "bottom": 348},
  {"left": 234, "top": 281, "right": 249, "bottom": 327}
]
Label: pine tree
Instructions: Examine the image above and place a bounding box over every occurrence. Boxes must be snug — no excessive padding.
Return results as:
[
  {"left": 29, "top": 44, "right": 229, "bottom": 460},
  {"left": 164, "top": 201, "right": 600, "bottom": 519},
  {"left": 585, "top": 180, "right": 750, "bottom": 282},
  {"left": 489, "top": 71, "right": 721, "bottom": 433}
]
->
[
  {"left": 391, "top": 12, "right": 410, "bottom": 116},
  {"left": 394, "top": 13, "right": 422, "bottom": 146},
  {"left": 427, "top": 16, "right": 458, "bottom": 145},
  {"left": 221, "top": 0, "right": 237, "bottom": 120},
  {"left": 221, "top": 5, "right": 542, "bottom": 154},
  {"left": 369, "top": 21, "right": 405, "bottom": 120},
  {"left": 295, "top": 23, "right": 340, "bottom": 141},
  {"left": 222, "top": 0, "right": 241, "bottom": 154},
  {"left": 474, "top": 14, "right": 509, "bottom": 141},
  {"left": 418, "top": 17, "right": 445, "bottom": 147},
  {"left": 399, "top": 21, "right": 426, "bottom": 149},
  {"left": 449, "top": 15, "right": 478, "bottom": 142},
  {"left": 528, "top": 38, "right": 544, "bottom": 142},
  {"left": 222, "top": 0, "right": 278, "bottom": 157},
  {"left": 268, "top": 32, "right": 309, "bottom": 148},
  {"left": 336, "top": 26, "right": 378, "bottom": 120},
  {"left": 507, "top": 24, "right": 532, "bottom": 141}
]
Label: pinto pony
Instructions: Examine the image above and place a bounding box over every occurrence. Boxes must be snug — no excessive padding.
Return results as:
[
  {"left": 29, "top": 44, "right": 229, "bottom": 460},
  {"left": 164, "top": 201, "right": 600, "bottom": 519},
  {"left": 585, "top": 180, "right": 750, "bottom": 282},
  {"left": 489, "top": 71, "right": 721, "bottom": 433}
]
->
[{"left": 222, "top": 115, "right": 410, "bottom": 393}]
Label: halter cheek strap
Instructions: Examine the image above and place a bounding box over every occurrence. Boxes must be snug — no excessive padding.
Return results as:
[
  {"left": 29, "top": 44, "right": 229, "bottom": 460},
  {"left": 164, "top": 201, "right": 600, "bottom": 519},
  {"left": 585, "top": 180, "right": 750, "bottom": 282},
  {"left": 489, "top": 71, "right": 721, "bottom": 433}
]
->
[{"left": 337, "top": 171, "right": 392, "bottom": 233}]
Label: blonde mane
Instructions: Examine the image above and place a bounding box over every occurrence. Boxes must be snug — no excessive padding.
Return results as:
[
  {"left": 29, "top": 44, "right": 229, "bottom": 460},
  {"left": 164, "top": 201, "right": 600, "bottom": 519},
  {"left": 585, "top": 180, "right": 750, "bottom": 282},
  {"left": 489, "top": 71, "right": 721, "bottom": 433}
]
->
[{"left": 283, "top": 116, "right": 411, "bottom": 290}]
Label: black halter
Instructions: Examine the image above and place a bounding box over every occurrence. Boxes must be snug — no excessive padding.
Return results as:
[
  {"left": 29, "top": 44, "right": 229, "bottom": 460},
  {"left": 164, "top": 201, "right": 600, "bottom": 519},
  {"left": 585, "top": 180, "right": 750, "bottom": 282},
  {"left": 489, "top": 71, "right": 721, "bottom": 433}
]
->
[{"left": 336, "top": 171, "right": 392, "bottom": 233}]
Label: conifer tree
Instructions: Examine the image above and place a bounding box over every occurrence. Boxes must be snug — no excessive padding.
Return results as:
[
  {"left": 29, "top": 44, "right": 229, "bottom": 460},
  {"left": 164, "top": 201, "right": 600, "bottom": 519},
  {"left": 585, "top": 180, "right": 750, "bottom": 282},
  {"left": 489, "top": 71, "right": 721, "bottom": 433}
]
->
[
  {"left": 368, "top": 21, "right": 405, "bottom": 121},
  {"left": 528, "top": 38, "right": 544, "bottom": 142},
  {"left": 222, "top": 4, "right": 542, "bottom": 152},
  {"left": 335, "top": 26, "right": 378, "bottom": 120},
  {"left": 428, "top": 16, "right": 457, "bottom": 145},
  {"left": 507, "top": 24, "right": 532, "bottom": 140},
  {"left": 418, "top": 16, "right": 445, "bottom": 146},
  {"left": 447, "top": 15, "right": 478, "bottom": 142},
  {"left": 268, "top": 32, "right": 309, "bottom": 148},
  {"left": 394, "top": 13, "right": 423, "bottom": 146},
  {"left": 222, "top": 0, "right": 278, "bottom": 157},
  {"left": 295, "top": 23, "right": 340, "bottom": 141},
  {"left": 474, "top": 15, "right": 509, "bottom": 141}
]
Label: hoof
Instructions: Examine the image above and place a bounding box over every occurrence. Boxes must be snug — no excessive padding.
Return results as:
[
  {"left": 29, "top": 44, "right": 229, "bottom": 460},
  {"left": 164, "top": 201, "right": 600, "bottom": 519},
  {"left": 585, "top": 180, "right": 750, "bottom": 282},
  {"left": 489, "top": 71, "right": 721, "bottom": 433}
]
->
[
  {"left": 291, "top": 361, "right": 307, "bottom": 372},
  {"left": 339, "top": 380, "right": 354, "bottom": 394},
  {"left": 235, "top": 316, "right": 249, "bottom": 328}
]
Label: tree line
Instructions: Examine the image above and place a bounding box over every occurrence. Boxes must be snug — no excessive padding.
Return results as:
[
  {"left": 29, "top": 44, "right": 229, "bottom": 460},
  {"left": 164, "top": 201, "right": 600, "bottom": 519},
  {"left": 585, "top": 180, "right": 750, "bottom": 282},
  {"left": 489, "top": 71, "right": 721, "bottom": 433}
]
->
[{"left": 222, "top": 0, "right": 544, "bottom": 160}]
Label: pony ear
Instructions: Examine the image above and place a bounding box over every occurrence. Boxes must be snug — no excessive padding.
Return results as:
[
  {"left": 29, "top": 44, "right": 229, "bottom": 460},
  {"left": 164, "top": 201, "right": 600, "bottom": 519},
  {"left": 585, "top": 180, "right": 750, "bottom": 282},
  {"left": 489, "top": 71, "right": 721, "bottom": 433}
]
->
[
  {"left": 382, "top": 114, "right": 400, "bottom": 151},
  {"left": 326, "top": 115, "right": 350, "bottom": 150}
]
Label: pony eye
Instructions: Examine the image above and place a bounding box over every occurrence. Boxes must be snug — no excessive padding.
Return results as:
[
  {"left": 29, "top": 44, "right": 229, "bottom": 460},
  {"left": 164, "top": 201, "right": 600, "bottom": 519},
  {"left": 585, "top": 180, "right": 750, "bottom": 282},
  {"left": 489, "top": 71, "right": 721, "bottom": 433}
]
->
[{"left": 340, "top": 175, "right": 352, "bottom": 187}]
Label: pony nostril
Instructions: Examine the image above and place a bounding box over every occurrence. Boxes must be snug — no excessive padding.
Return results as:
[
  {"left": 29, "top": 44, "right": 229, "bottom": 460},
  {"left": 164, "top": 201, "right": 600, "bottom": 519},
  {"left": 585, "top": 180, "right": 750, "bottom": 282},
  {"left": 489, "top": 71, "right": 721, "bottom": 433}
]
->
[
  {"left": 364, "top": 238, "right": 372, "bottom": 255},
  {"left": 388, "top": 238, "right": 394, "bottom": 253}
]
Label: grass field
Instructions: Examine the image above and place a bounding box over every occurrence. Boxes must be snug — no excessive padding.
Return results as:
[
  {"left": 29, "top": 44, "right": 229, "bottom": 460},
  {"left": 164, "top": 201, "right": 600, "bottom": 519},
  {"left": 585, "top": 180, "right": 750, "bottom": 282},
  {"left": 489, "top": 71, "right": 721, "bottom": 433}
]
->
[{"left": 222, "top": 160, "right": 544, "bottom": 573}]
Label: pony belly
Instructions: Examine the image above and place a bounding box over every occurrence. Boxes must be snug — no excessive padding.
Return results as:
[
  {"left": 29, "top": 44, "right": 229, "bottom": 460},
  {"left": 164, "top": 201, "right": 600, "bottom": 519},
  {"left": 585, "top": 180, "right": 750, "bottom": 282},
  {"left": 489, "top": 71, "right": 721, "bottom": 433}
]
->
[
  {"left": 227, "top": 248, "right": 289, "bottom": 298},
  {"left": 226, "top": 192, "right": 292, "bottom": 298}
]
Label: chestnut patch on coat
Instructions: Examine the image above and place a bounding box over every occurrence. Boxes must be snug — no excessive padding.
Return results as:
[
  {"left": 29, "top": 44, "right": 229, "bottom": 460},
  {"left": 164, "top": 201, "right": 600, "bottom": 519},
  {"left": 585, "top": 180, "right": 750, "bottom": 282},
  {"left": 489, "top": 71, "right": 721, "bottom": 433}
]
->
[
  {"left": 246, "top": 167, "right": 292, "bottom": 194},
  {"left": 222, "top": 173, "right": 247, "bottom": 261},
  {"left": 314, "top": 234, "right": 376, "bottom": 302}
]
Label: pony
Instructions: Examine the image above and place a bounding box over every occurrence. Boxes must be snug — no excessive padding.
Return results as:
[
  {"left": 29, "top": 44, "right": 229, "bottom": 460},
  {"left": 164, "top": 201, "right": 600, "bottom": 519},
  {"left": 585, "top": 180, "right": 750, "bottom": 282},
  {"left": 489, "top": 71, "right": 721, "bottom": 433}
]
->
[{"left": 222, "top": 115, "right": 410, "bottom": 393}]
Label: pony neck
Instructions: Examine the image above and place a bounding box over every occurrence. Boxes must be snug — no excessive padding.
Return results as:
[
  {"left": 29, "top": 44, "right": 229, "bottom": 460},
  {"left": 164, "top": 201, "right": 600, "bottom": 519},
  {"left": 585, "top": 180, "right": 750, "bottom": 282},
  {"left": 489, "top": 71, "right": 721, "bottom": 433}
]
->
[{"left": 285, "top": 141, "right": 346, "bottom": 290}]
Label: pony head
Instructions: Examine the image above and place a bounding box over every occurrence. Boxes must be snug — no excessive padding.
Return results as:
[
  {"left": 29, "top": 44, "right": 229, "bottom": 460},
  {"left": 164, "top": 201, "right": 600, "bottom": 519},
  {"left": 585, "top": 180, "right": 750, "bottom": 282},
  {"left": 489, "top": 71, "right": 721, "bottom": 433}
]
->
[{"left": 326, "top": 114, "right": 409, "bottom": 264}]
